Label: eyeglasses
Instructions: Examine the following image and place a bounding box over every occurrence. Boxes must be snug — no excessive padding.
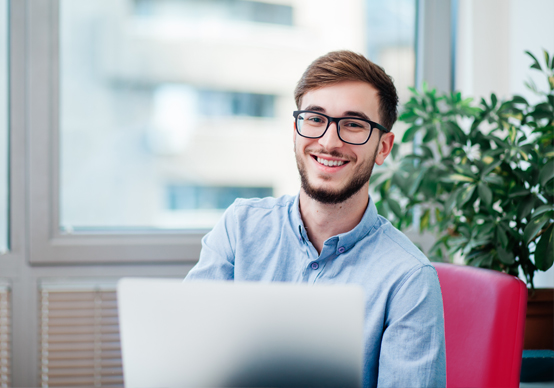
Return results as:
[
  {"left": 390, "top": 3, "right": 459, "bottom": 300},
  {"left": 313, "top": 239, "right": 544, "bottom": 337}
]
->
[{"left": 293, "top": 110, "right": 390, "bottom": 145}]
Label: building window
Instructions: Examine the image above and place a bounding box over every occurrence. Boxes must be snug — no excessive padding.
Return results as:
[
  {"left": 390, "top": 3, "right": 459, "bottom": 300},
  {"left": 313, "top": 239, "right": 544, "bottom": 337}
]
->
[
  {"left": 167, "top": 185, "right": 273, "bottom": 210},
  {"left": 199, "top": 90, "right": 275, "bottom": 118},
  {"left": 134, "top": 0, "right": 294, "bottom": 26}
]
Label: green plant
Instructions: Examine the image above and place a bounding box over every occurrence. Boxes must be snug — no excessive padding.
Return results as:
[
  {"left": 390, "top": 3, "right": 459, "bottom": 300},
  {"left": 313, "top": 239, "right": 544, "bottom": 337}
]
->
[{"left": 371, "top": 50, "right": 554, "bottom": 288}]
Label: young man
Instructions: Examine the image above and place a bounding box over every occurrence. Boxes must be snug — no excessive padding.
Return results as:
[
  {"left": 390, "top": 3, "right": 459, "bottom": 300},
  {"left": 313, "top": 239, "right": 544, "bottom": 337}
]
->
[{"left": 185, "top": 51, "right": 446, "bottom": 388}]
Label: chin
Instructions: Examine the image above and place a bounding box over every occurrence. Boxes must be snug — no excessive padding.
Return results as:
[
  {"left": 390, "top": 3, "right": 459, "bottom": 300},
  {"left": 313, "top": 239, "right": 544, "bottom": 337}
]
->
[
  {"left": 295, "top": 145, "right": 374, "bottom": 205},
  {"left": 301, "top": 177, "right": 367, "bottom": 205}
]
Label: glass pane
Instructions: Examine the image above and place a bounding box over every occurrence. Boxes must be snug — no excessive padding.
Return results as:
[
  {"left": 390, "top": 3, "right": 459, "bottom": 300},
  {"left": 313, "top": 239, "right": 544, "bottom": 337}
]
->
[
  {"left": 0, "top": 0, "right": 8, "bottom": 252},
  {"left": 366, "top": 0, "right": 416, "bottom": 104},
  {"left": 60, "top": 0, "right": 416, "bottom": 231}
]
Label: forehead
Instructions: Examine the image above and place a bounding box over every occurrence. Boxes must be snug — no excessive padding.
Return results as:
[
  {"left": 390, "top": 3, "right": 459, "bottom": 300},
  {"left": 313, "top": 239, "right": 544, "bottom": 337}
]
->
[{"left": 300, "top": 81, "right": 380, "bottom": 120}]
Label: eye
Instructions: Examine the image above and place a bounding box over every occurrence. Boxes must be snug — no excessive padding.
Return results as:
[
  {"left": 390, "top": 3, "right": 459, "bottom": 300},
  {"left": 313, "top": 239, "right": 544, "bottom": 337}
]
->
[
  {"left": 308, "top": 116, "right": 324, "bottom": 123},
  {"left": 341, "top": 119, "right": 369, "bottom": 130},
  {"left": 303, "top": 113, "right": 327, "bottom": 125},
  {"left": 345, "top": 121, "right": 363, "bottom": 128}
]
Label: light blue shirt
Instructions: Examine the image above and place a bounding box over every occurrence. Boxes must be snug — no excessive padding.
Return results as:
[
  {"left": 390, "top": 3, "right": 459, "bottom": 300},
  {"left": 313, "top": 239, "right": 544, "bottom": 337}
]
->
[{"left": 185, "top": 194, "right": 446, "bottom": 388}]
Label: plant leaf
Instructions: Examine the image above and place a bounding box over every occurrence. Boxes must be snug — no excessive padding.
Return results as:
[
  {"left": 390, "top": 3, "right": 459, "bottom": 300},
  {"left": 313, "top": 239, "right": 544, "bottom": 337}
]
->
[
  {"left": 509, "top": 188, "right": 531, "bottom": 198},
  {"left": 398, "top": 110, "right": 418, "bottom": 122},
  {"left": 478, "top": 182, "right": 493, "bottom": 207},
  {"left": 525, "top": 50, "right": 542, "bottom": 70},
  {"left": 523, "top": 214, "right": 550, "bottom": 244},
  {"left": 532, "top": 204, "right": 554, "bottom": 218},
  {"left": 408, "top": 169, "right": 426, "bottom": 196},
  {"left": 402, "top": 125, "right": 420, "bottom": 142},
  {"left": 448, "top": 174, "right": 475, "bottom": 183},
  {"left": 517, "top": 196, "right": 535, "bottom": 220},
  {"left": 535, "top": 223, "right": 554, "bottom": 271},
  {"left": 387, "top": 197, "right": 403, "bottom": 219},
  {"left": 483, "top": 175, "right": 503, "bottom": 186},
  {"left": 539, "top": 159, "right": 554, "bottom": 187},
  {"left": 420, "top": 208, "right": 431, "bottom": 231},
  {"left": 511, "top": 95, "right": 528, "bottom": 105},
  {"left": 482, "top": 160, "right": 502, "bottom": 177},
  {"left": 460, "top": 184, "right": 476, "bottom": 207},
  {"left": 445, "top": 187, "right": 464, "bottom": 213},
  {"left": 423, "top": 125, "right": 437, "bottom": 142},
  {"left": 496, "top": 225, "right": 509, "bottom": 249},
  {"left": 444, "top": 121, "right": 467, "bottom": 143},
  {"left": 497, "top": 246, "right": 515, "bottom": 265}
]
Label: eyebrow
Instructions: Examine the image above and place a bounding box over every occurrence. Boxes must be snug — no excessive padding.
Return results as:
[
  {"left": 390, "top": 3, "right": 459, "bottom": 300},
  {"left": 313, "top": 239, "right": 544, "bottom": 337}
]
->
[
  {"left": 304, "top": 105, "right": 326, "bottom": 113},
  {"left": 303, "top": 105, "right": 372, "bottom": 121},
  {"left": 344, "top": 110, "right": 371, "bottom": 121}
]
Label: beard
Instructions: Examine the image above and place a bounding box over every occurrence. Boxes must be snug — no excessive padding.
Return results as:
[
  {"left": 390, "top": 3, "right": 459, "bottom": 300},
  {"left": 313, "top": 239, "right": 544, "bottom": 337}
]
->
[{"left": 295, "top": 145, "right": 377, "bottom": 205}]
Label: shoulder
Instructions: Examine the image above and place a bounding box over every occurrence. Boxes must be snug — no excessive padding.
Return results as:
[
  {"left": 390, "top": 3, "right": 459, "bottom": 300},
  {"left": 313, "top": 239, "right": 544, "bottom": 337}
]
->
[
  {"left": 364, "top": 218, "right": 442, "bottom": 312},
  {"left": 220, "top": 195, "right": 298, "bottom": 253},
  {"left": 373, "top": 214, "right": 431, "bottom": 267},
  {"left": 362, "top": 215, "right": 439, "bottom": 292},
  {"left": 232, "top": 195, "right": 296, "bottom": 215},
  {"left": 223, "top": 195, "right": 296, "bottom": 230}
]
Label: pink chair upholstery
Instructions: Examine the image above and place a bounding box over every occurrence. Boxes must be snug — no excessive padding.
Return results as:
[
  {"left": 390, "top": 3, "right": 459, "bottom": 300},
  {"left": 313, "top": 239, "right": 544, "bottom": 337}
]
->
[{"left": 433, "top": 263, "right": 527, "bottom": 388}]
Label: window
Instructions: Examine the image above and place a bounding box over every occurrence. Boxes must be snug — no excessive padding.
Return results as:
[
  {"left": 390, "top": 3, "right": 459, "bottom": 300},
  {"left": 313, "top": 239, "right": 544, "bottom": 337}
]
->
[
  {"left": 58, "top": 0, "right": 296, "bottom": 233},
  {"left": 366, "top": 0, "right": 416, "bottom": 103}
]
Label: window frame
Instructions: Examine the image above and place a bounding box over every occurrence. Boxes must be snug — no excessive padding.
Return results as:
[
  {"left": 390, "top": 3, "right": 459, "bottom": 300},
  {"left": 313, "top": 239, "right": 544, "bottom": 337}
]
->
[{"left": 0, "top": 0, "right": 8, "bottom": 257}]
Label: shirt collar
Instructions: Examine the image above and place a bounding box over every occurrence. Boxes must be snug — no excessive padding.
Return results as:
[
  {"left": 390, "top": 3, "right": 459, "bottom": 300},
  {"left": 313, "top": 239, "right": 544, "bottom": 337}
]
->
[{"left": 291, "top": 193, "right": 379, "bottom": 252}]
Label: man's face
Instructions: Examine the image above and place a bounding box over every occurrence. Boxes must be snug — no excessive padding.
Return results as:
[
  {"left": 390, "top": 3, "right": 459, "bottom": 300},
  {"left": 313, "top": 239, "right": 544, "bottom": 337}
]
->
[{"left": 294, "top": 81, "right": 394, "bottom": 204}]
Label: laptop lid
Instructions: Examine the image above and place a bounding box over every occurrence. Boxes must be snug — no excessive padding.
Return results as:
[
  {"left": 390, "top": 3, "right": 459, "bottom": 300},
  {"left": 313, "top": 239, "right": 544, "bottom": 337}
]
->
[{"left": 117, "top": 278, "right": 364, "bottom": 388}]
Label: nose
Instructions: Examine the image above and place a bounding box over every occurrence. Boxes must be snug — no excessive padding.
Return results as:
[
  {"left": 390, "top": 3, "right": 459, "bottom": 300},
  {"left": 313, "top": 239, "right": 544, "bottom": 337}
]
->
[{"left": 318, "top": 121, "right": 343, "bottom": 150}]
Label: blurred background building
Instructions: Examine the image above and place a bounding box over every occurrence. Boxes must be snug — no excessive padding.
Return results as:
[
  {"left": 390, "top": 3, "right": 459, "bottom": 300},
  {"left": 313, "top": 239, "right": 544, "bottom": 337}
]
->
[{"left": 59, "top": 0, "right": 415, "bottom": 231}]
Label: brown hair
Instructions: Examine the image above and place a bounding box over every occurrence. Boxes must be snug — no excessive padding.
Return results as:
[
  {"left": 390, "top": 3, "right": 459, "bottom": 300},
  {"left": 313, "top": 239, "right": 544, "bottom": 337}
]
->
[{"left": 294, "top": 50, "right": 398, "bottom": 131}]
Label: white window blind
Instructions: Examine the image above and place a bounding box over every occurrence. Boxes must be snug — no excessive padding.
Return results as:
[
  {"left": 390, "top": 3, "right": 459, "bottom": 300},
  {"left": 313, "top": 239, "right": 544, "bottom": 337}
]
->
[
  {"left": 39, "top": 283, "right": 123, "bottom": 387},
  {"left": 0, "top": 284, "right": 10, "bottom": 388}
]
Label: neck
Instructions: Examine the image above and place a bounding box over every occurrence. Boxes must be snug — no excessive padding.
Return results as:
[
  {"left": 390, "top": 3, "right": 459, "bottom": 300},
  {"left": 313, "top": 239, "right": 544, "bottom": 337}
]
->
[{"left": 299, "top": 184, "right": 369, "bottom": 254}]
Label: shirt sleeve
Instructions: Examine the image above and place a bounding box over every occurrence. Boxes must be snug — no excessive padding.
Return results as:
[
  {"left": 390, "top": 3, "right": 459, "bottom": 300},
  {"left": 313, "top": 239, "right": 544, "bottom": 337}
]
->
[
  {"left": 377, "top": 265, "right": 446, "bottom": 388},
  {"left": 184, "top": 202, "right": 237, "bottom": 281}
]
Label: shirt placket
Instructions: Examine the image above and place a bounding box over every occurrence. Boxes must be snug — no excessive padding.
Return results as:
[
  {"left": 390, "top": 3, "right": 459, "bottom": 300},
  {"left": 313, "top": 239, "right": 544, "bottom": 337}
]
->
[{"left": 305, "top": 237, "right": 340, "bottom": 283}]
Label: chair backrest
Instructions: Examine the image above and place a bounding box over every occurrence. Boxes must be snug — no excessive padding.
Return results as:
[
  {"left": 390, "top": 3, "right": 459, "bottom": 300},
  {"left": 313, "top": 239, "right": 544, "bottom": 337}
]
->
[{"left": 433, "top": 263, "right": 527, "bottom": 388}]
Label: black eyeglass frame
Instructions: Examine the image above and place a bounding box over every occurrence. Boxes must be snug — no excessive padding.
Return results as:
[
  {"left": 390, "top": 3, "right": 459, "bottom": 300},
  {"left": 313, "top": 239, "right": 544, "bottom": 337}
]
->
[{"left": 293, "top": 110, "right": 390, "bottom": 145}]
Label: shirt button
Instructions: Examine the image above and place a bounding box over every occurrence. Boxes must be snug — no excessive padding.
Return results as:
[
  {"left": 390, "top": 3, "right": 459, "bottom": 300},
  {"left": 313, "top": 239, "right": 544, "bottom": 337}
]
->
[
  {"left": 338, "top": 246, "right": 345, "bottom": 253},
  {"left": 310, "top": 262, "right": 319, "bottom": 270}
]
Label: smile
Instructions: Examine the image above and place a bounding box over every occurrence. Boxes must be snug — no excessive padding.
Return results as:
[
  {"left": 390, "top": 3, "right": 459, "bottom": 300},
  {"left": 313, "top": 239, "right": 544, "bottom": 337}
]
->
[{"left": 315, "top": 156, "right": 347, "bottom": 167}]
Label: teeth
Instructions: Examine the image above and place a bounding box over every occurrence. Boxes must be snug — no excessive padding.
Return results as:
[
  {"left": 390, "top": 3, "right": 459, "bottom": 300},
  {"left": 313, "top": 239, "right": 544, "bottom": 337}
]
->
[{"left": 317, "top": 157, "right": 345, "bottom": 167}]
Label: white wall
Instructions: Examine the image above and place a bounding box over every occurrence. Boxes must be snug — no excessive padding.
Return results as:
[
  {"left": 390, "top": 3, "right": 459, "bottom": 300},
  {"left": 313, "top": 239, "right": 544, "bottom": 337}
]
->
[{"left": 457, "top": 0, "right": 554, "bottom": 102}]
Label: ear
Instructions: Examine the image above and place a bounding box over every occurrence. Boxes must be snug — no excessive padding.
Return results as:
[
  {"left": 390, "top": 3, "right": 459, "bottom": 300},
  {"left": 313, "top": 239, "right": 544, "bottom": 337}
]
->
[
  {"left": 293, "top": 121, "right": 297, "bottom": 142},
  {"left": 374, "top": 132, "right": 394, "bottom": 166}
]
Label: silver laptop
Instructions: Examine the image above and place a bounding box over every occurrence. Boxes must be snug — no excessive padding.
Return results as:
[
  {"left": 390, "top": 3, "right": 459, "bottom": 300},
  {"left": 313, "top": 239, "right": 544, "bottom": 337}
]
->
[{"left": 117, "top": 278, "right": 364, "bottom": 388}]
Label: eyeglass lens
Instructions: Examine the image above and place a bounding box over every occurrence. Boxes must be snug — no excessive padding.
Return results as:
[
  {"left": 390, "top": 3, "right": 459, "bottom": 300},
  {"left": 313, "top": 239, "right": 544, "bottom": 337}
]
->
[{"left": 296, "top": 112, "right": 371, "bottom": 144}]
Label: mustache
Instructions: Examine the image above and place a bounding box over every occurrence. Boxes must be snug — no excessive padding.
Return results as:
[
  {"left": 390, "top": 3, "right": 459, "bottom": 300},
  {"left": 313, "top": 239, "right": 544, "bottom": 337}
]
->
[{"left": 304, "top": 148, "right": 354, "bottom": 162}]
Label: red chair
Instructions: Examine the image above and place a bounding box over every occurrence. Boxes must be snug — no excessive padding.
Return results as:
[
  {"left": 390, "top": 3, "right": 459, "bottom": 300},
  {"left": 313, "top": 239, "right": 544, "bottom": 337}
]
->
[{"left": 433, "top": 263, "right": 527, "bottom": 388}]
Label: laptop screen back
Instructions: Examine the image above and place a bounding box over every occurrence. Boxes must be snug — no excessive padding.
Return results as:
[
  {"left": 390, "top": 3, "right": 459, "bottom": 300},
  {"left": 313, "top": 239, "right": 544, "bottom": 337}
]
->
[{"left": 117, "top": 279, "right": 364, "bottom": 388}]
